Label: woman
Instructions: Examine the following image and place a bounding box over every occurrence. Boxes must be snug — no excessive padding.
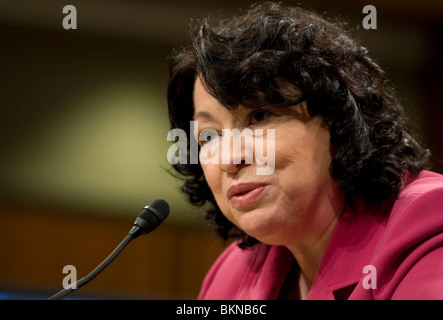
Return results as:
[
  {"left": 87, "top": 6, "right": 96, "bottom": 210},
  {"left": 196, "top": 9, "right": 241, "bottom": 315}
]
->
[{"left": 167, "top": 2, "right": 443, "bottom": 299}]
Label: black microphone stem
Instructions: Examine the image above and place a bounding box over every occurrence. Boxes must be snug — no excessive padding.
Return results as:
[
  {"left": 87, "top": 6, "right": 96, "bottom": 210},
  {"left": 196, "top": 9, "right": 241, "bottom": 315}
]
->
[
  {"left": 48, "top": 199, "right": 169, "bottom": 300},
  {"left": 48, "top": 233, "right": 134, "bottom": 300}
]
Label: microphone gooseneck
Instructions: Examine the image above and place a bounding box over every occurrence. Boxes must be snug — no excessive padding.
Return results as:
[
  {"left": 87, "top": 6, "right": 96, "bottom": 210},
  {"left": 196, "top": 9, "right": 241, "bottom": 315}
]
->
[{"left": 48, "top": 199, "right": 170, "bottom": 300}]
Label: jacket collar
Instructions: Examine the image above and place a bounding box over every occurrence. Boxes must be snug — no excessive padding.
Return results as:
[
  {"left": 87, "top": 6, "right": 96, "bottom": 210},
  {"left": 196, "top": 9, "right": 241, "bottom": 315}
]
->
[{"left": 307, "top": 200, "right": 390, "bottom": 299}]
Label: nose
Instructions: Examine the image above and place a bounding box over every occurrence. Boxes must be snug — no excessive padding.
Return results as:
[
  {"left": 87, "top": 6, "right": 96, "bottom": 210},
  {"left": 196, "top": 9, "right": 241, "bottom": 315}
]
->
[
  {"left": 218, "top": 134, "right": 253, "bottom": 173},
  {"left": 219, "top": 158, "right": 249, "bottom": 173}
]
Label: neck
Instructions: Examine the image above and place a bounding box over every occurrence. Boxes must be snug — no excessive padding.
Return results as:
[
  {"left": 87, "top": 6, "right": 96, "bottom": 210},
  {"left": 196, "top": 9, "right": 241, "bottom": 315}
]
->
[{"left": 286, "top": 204, "right": 343, "bottom": 287}]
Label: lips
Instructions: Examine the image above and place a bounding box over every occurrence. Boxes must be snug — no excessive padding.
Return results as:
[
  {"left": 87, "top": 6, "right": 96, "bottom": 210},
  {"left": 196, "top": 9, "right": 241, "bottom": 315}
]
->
[{"left": 226, "top": 182, "right": 268, "bottom": 207}]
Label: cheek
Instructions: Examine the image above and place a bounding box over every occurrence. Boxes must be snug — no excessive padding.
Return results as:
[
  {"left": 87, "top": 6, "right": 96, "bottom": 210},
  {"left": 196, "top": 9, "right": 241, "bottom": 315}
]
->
[
  {"left": 201, "top": 163, "right": 220, "bottom": 191},
  {"left": 273, "top": 124, "right": 332, "bottom": 181},
  {"left": 201, "top": 164, "right": 235, "bottom": 223},
  {"left": 272, "top": 129, "right": 305, "bottom": 170},
  {"left": 200, "top": 164, "right": 227, "bottom": 205}
]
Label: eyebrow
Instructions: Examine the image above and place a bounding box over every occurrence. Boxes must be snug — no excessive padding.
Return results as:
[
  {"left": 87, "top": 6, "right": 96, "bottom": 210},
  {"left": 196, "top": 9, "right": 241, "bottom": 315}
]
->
[{"left": 193, "top": 111, "right": 214, "bottom": 120}]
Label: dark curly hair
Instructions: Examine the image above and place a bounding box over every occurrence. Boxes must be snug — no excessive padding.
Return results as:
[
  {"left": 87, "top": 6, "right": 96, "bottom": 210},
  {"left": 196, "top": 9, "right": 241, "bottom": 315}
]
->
[{"left": 167, "top": 2, "right": 430, "bottom": 248}]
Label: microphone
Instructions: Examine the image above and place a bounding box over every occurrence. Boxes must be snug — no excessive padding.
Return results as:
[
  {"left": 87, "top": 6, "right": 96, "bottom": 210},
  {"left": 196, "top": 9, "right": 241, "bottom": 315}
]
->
[{"left": 48, "top": 199, "right": 170, "bottom": 300}]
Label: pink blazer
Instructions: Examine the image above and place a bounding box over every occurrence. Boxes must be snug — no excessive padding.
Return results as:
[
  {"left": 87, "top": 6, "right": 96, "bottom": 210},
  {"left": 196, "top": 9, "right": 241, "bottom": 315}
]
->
[{"left": 198, "top": 170, "right": 443, "bottom": 299}]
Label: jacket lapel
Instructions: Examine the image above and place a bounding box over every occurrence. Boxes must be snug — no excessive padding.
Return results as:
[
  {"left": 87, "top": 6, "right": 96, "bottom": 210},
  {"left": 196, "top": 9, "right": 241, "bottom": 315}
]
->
[{"left": 307, "top": 203, "right": 388, "bottom": 299}]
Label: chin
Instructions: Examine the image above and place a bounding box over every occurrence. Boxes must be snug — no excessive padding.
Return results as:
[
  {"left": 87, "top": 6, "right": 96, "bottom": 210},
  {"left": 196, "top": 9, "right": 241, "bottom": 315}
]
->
[{"left": 234, "top": 210, "right": 285, "bottom": 242}]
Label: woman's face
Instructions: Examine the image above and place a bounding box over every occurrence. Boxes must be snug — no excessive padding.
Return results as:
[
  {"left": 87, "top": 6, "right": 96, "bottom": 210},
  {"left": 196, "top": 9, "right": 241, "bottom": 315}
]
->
[{"left": 193, "top": 77, "right": 344, "bottom": 248}]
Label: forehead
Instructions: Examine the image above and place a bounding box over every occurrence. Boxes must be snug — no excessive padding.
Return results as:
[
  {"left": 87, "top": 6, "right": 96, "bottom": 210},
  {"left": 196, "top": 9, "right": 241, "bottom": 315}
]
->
[{"left": 193, "top": 77, "right": 232, "bottom": 120}]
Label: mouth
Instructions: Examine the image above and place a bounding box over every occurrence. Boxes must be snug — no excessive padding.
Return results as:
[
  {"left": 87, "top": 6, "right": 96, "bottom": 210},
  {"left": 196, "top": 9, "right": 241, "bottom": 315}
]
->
[{"left": 226, "top": 182, "right": 269, "bottom": 207}]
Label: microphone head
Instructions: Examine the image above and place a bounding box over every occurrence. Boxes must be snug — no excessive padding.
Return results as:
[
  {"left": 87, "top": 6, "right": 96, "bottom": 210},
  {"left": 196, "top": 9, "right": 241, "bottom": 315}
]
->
[
  {"left": 142, "top": 199, "right": 170, "bottom": 224},
  {"left": 132, "top": 199, "right": 170, "bottom": 237}
]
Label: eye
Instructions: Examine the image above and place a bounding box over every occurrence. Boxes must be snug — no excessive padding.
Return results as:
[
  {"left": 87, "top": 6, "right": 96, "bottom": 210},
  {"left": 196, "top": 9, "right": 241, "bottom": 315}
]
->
[
  {"left": 250, "top": 109, "right": 272, "bottom": 124},
  {"left": 198, "top": 129, "right": 220, "bottom": 147}
]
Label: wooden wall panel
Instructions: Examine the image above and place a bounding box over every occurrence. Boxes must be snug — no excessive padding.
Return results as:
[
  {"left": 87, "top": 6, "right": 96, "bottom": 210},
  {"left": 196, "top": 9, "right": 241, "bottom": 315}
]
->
[{"left": 0, "top": 201, "right": 224, "bottom": 299}]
